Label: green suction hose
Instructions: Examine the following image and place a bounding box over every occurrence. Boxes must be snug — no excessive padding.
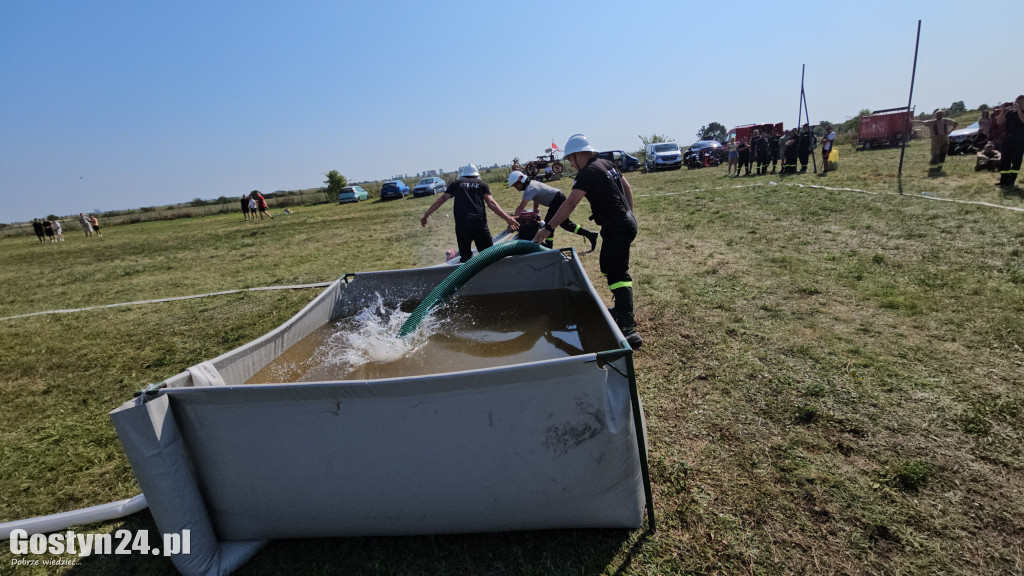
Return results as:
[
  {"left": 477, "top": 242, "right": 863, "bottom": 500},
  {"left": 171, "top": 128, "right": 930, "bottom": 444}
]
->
[{"left": 398, "top": 240, "right": 548, "bottom": 338}]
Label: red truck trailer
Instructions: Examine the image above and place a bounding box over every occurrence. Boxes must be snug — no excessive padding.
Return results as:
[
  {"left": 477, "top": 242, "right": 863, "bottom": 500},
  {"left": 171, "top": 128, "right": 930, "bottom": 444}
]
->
[
  {"left": 858, "top": 107, "right": 913, "bottom": 150},
  {"left": 727, "top": 122, "right": 785, "bottom": 144}
]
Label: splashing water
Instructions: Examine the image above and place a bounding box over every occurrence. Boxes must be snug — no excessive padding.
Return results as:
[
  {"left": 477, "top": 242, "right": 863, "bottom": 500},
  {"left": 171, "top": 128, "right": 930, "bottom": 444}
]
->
[{"left": 326, "top": 295, "right": 440, "bottom": 367}]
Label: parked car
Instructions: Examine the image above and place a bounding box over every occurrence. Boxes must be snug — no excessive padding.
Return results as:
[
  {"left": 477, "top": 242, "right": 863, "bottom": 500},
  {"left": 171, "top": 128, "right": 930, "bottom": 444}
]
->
[
  {"left": 412, "top": 177, "right": 446, "bottom": 197},
  {"left": 338, "top": 185, "right": 369, "bottom": 204},
  {"left": 644, "top": 142, "right": 683, "bottom": 172},
  {"left": 596, "top": 150, "right": 640, "bottom": 172},
  {"left": 683, "top": 140, "right": 727, "bottom": 165},
  {"left": 379, "top": 180, "right": 410, "bottom": 201},
  {"left": 948, "top": 122, "right": 983, "bottom": 155}
]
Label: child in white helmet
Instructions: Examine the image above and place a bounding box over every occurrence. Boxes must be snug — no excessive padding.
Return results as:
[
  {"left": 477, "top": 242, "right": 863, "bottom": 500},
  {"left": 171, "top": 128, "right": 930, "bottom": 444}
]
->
[{"left": 508, "top": 170, "right": 598, "bottom": 253}]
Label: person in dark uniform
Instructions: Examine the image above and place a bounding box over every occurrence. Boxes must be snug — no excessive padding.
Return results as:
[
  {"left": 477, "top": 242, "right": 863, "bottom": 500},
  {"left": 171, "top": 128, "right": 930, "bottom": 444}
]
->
[
  {"left": 753, "top": 130, "right": 771, "bottom": 175},
  {"left": 797, "top": 123, "right": 814, "bottom": 173},
  {"left": 995, "top": 95, "right": 1024, "bottom": 190},
  {"left": 508, "top": 170, "right": 599, "bottom": 252},
  {"left": 532, "top": 134, "right": 642, "bottom": 349},
  {"left": 31, "top": 218, "right": 45, "bottom": 243},
  {"left": 420, "top": 163, "right": 519, "bottom": 263},
  {"left": 769, "top": 129, "right": 782, "bottom": 174},
  {"left": 781, "top": 129, "right": 799, "bottom": 174},
  {"left": 736, "top": 139, "right": 751, "bottom": 177},
  {"left": 240, "top": 194, "right": 251, "bottom": 221}
]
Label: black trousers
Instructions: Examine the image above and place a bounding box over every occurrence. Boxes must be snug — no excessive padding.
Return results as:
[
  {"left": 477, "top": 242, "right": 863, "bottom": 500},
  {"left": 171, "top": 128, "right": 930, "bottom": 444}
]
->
[
  {"left": 1000, "top": 139, "right": 1023, "bottom": 188},
  {"left": 798, "top": 147, "right": 810, "bottom": 169},
  {"left": 545, "top": 193, "right": 590, "bottom": 237},
  {"left": 600, "top": 224, "right": 638, "bottom": 329},
  {"left": 455, "top": 220, "right": 492, "bottom": 263}
]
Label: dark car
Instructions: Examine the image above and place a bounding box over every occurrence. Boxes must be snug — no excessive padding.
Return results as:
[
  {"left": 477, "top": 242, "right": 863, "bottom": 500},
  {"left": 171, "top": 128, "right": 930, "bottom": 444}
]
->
[
  {"left": 596, "top": 150, "right": 640, "bottom": 172},
  {"left": 412, "top": 177, "right": 446, "bottom": 198},
  {"left": 683, "top": 140, "right": 727, "bottom": 165},
  {"left": 379, "top": 180, "right": 410, "bottom": 201}
]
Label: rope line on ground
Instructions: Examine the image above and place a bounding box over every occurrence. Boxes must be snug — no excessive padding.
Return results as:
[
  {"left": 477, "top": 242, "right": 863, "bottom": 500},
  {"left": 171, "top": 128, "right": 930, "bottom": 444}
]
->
[{"left": 0, "top": 282, "right": 333, "bottom": 322}]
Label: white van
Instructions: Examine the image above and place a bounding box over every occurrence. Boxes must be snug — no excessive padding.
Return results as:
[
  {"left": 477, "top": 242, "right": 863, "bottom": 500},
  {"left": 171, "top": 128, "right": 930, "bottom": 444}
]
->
[{"left": 644, "top": 142, "right": 683, "bottom": 172}]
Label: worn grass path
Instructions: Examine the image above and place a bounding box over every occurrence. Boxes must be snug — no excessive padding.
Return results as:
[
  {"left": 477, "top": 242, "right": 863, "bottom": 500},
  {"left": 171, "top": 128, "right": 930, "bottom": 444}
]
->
[{"left": 1, "top": 139, "right": 1022, "bottom": 575}]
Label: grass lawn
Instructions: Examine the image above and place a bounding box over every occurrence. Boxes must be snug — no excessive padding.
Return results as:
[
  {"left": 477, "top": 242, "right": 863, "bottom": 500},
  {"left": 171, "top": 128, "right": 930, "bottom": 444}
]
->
[{"left": 1, "top": 138, "right": 1022, "bottom": 575}]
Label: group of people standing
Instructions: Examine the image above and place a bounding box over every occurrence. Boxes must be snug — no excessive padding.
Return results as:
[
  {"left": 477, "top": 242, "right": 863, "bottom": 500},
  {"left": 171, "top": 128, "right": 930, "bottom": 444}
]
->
[
  {"left": 241, "top": 190, "right": 273, "bottom": 221},
  {"left": 726, "top": 124, "right": 836, "bottom": 177},
  {"left": 29, "top": 213, "right": 101, "bottom": 243},
  {"left": 31, "top": 218, "right": 64, "bottom": 243}
]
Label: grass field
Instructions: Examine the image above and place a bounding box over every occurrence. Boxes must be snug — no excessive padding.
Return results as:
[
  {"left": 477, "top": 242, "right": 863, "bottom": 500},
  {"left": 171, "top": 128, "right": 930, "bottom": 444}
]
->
[{"left": 1, "top": 137, "right": 1022, "bottom": 575}]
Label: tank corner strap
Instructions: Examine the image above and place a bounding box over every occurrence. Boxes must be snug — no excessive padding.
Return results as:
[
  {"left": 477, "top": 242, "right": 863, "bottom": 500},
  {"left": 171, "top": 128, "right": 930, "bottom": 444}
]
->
[{"left": 132, "top": 381, "right": 167, "bottom": 402}]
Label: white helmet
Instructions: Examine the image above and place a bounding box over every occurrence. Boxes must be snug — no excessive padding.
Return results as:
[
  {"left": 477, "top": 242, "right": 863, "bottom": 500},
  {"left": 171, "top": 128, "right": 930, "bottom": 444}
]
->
[
  {"left": 508, "top": 170, "right": 526, "bottom": 187},
  {"left": 563, "top": 134, "right": 596, "bottom": 156},
  {"left": 460, "top": 163, "right": 480, "bottom": 178}
]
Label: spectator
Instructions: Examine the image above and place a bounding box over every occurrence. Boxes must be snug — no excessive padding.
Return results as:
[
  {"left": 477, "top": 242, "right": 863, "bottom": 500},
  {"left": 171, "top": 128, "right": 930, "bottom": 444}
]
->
[
  {"left": 975, "top": 141, "right": 1002, "bottom": 172},
  {"left": 31, "top": 218, "right": 45, "bottom": 243},
  {"left": 797, "top": 123, "right": 815, "bottom": 173},
  {"left": 820, "top": 125, "right": 836, "bottom": 176},
  {"left": 995, "top": 95, "right": 1024, "bottom": 190},
  {"left": 241, "top": 194, "right": 251, "bottom": 221},
  {"left": 78, "top": 213, "right": 92, "bottom": 237},
  {"left": 769, "top": 129, "right": 782, "bottom": 174},
  {"left": 753, "top": 130, "right": 771, "bottom": 175},
  {"left": 978, "top": 110, "right": 992, "bottom": 142},
  {"left": 420, "top": 163, "right": 519, "bottom": 263},
  {"left": 726, "top": 139, "right": 738, "bottom": 176},
  {"left": 923, "top": 109, "right": 958, "bottom": 171},
  {"left": 736, "top": 139, "right": 751, "bottom": 177},
  {"left": 52, "top": 218, "right": 64, "bottom": 242},
  {"left": 780, "top": 130, "right": 799, "bottom": 174},
  {"left": 43, "top": 218, "right": 54, "bottom": 242},
  {"left": 989, "top": 104, "right": 1005, "bottom": 147},
  {"left": 89, "top": 214, "right": 102, "bottom": 237},
  {"left": 250, "top": 190, "right": 273, "bottom": 220}
]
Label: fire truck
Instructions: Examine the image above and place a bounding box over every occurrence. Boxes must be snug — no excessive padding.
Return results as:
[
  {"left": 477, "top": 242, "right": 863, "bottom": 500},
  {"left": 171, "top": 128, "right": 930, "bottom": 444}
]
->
[{"left": 726, "top": 122, "right": 785, "bottom": 144}]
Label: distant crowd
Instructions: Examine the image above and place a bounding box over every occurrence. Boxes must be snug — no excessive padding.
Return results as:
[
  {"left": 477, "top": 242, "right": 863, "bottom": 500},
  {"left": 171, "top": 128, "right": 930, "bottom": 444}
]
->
[
  {"left": 726, "top": 124, "right": 837, "bottom": 178},
  {"left": 30, "top": 213, "right": 102, "bottom": 243},
  {"left": 241, "top": 190, "right": 273, "bottom": 221}
]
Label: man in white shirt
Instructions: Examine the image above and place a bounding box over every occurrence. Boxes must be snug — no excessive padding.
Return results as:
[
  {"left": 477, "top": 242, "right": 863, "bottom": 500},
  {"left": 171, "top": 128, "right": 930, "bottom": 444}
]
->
[{"left": 821, "top": 125, "right": 836, "bottom": 176}]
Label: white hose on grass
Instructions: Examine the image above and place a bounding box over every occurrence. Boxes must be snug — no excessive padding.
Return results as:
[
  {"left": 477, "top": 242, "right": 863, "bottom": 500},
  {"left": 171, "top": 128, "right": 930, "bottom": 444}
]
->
[{"left": 0, "top": 494, "right": 147, "bottom": 540}]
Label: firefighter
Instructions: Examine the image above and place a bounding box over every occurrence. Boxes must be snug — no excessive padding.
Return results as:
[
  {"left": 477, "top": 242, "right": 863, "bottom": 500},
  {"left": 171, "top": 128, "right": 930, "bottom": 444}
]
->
[
  {"left": 996, "top": 95, "right": 1024, "bottom": 189},
  {"left": 797, "top": 123, "right": 814, "bottom": 173},
  {"left": 737, "top": 138, "right": 752, "bottom": 177},
  {"left": 924, "top": 109, "right": 958, "bottom": 171},
  {"left": 508, "top": 170, "right": 599, "bottom": 253},
  {"left": 769, "top": 128, "right": 782, "bottom": 174},
  {"left": 532, "top": 134, "right": 642, "bottom": 349},
  {"left": 753, "top": 130, "right": 771, "bottom": 175},
  {"left": 420, "top": 163, "right": 519, "bottom": 263},
  {"left": 781, "top": 129, "right": 799, "bottom": 174}
]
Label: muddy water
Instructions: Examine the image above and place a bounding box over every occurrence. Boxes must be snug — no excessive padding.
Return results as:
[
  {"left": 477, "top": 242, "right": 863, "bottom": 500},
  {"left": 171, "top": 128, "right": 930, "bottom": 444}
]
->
[{"left": 246, "top": 290, "right": 616, "bottom": 383}]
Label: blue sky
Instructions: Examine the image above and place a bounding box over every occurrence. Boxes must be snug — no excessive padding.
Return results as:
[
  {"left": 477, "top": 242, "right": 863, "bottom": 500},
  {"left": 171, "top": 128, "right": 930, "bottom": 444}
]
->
[{"left": 1, "top": 0, "right": 1019, "bottom": 224}]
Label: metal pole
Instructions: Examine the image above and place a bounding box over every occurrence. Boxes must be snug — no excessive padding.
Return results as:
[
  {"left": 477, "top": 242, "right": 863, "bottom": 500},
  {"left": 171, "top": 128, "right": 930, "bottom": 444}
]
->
[
  {"left": 803, "top": 87, "right": 818, "bottom": 173},
  {"left": 898, "top": 20, "right": 922, "bottom": 180},
  {"left": 795, "top": 65, "right": 806, "bottom": 144}
]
